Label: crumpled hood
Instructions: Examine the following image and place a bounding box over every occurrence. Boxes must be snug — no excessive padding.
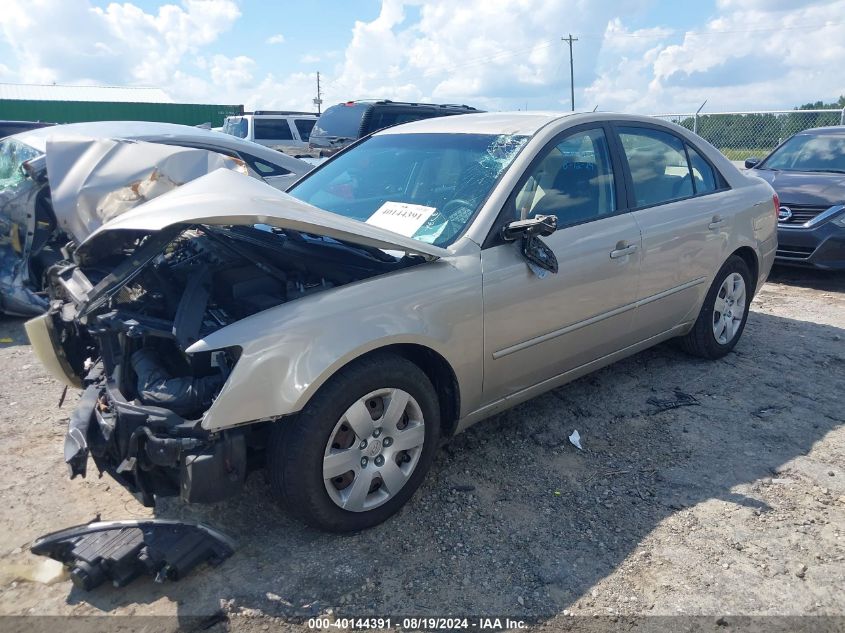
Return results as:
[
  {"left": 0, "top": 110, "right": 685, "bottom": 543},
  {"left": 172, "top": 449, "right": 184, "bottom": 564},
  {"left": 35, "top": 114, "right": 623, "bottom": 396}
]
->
[
  {"left": 79, "top": 169, "right": 450, "bottom": 260},
  {"left": 753, "top": 169, "right": 845, "bottom": 207},
  {"left": 46, "top": 136, "right": 248, "bottom": 243}
]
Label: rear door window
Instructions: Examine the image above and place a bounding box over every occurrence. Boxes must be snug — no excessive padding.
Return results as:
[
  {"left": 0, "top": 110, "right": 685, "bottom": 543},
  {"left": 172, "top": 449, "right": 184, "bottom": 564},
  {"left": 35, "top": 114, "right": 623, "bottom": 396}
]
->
[
  {"left": 685, "top": 144, "right": 718, "bottom": 194},
  {"left": 254, "top": 119, "right": 294, "bottom": 141},
  {"left": 240, "top": 153, "right": 291, "bottom": 176},
  {"left": 294, "top": 119, "right": 316, "bottom": 142},
  {"left": 618, "top": 127, "right": 693, "bottom": 207}
]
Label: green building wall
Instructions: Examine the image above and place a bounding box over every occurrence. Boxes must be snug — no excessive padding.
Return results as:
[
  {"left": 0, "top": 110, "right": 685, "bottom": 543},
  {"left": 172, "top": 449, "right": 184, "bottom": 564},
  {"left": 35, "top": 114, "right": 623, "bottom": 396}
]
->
[{"left": 0, "top": 100, "right": 244, "bottom": 127}]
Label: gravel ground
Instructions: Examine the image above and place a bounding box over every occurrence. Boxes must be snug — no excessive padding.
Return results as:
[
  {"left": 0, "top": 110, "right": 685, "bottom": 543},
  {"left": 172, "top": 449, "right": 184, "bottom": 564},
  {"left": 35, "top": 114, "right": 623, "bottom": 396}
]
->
[{"left": 0, "top": 266, "right": 843, "bottom": 631}]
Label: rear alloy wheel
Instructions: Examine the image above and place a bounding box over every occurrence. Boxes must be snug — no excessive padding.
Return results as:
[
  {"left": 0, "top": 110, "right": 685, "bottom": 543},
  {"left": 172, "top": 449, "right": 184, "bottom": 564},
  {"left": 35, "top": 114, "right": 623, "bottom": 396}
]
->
[
  {"left": 679, "top": 255, "right": 752, "bottom": 359},
  {"left": 711, "top": 272, "right": 746, "bottom": 345},
  {"left": 268, "top": 353, "right": 440, "bottom": 532}
]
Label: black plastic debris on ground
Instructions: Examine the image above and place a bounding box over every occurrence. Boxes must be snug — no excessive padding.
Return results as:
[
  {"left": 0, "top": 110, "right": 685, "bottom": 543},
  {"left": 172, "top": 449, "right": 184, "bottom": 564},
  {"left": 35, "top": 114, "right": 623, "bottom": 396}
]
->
[
  {"left": 647, "top": 391, "right": 700, "bottom": 413},
  {"left": 30, "top": 519, "right": 235, "bottom": 590}
]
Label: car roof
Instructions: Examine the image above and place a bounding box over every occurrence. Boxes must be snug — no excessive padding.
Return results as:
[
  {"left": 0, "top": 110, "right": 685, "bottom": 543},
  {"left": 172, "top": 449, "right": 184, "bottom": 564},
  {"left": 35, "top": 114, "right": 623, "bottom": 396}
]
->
[
  {"left": 374, "top": 111, "right": 577, "bottom": 137},
  {"left": 793, "top": 126, "right": 845, "bottom": 136},
  {"left": 10, "top": 120, "right": 310, "bottom": 172},
  {"left": 373, "top": 110, "right": 722, "bottom": 139}
]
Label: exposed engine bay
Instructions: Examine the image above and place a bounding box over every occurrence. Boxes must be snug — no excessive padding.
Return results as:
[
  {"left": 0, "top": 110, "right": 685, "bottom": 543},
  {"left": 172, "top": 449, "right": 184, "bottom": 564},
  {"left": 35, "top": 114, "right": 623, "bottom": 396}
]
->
[{"left": 40, "top": 222, "right": 422, "bottom": 505}]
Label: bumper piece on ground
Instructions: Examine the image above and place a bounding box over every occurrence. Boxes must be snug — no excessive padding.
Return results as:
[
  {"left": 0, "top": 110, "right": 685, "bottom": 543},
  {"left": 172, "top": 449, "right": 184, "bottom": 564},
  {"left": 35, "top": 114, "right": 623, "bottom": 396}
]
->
[{"left": 30, "top": 519, "right": 236, "bottom": 591}]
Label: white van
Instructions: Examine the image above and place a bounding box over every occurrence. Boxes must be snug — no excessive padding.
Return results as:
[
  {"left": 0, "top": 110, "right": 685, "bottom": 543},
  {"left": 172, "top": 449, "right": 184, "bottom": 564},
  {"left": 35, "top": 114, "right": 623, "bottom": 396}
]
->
[{"left": 222, "top": 111, "right": 318, "bottom": 150}]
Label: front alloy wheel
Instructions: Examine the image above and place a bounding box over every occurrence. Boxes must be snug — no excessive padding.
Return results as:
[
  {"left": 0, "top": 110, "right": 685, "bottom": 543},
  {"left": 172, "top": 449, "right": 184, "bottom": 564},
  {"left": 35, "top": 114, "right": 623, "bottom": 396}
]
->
[
  {"left": 323, "top": 388, "right": 426, "bottom": 512},
  {"left": 267, "top": 353, "right": 440, "bottom": 532}
]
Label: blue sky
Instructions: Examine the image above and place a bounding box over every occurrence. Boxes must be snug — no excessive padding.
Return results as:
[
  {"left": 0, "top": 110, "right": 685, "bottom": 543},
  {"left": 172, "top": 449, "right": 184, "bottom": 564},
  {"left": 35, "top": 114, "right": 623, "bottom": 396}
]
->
[{"left": 0, "top": 0, "right": 842, "bottom": 113}]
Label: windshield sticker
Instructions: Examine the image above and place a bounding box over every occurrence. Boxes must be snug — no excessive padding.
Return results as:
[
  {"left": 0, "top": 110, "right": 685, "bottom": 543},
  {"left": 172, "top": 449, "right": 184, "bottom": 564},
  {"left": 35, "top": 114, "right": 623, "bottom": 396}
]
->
[{"left": 366, "top": 201, "right": 437, "bottom": 237}]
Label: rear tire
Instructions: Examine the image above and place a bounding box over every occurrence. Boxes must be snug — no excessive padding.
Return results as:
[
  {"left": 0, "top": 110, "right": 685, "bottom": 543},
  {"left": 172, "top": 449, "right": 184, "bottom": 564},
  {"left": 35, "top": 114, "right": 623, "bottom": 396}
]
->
[
  {"left": 679, "top": 255, "right": 752, "bottom": 359},
  {"left": 267, "top": 353, "right": 440, "bottom": 532}
]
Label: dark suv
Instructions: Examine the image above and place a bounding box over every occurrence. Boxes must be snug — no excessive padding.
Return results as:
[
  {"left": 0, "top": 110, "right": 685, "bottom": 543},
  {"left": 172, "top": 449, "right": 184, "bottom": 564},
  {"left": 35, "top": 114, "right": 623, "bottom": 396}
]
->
[{"left": 309, "top": 100, "right": 481, "bottom": 154}]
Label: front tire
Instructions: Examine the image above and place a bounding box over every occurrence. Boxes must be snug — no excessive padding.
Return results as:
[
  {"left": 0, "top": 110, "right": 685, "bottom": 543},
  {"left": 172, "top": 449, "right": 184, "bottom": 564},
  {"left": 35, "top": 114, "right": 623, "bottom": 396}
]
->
[
  {"left": 267, "top": 353, "right": 440, "bottom": 532},
  {"left": 679, "top": 255, "right": 752, "bottom": 359}
]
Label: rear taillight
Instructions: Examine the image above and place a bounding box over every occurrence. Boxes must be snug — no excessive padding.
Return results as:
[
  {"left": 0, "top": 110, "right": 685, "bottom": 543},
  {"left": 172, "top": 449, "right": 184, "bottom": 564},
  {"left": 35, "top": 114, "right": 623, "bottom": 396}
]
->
[{"left": 772, "top": 193, "right": 780, "bottom": 221}]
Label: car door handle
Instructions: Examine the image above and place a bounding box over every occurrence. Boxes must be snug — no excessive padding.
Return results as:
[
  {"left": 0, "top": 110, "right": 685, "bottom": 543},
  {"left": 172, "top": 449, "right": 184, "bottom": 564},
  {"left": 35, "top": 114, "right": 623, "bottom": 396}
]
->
[
  {"left": 609, "top": 244, "right": 638, "bottom": 259},
  {"left": 708, "top": 215, "right": 725, "bottom": 230}
]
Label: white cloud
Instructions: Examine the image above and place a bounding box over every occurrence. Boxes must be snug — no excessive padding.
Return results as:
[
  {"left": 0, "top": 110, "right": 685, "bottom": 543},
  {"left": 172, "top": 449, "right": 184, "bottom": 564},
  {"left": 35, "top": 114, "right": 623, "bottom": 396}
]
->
[
  {"left": 0, "top": 0, "right": 842, "bottom": 114},
  {"left": 317, "top": 0, "right": 845, "bottom": 113},
  {"left": 585, "top": 1, "right": 845, "bottom": 112},
  {"left": 315, "top": 0, "right": 651, "bottom": 111},
  {"left": 0, "top": 0, "right": 241, "bottom": 95}
]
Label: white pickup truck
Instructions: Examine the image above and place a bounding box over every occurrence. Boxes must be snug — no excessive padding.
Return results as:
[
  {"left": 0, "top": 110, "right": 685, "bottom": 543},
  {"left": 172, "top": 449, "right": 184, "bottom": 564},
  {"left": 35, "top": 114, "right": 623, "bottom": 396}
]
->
[{"left": 221, "top": 111, "right": 318, "bottom": 152}]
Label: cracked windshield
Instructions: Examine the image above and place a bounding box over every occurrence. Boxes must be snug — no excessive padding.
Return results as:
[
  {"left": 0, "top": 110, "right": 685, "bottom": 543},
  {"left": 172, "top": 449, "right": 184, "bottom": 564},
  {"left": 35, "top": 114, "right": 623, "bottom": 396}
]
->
[
  {"left": 289, "top": 132, "right": 528, "bottom": 246},
  {"left": 0, "top": 139, "right": 40, "bottom": 190}
]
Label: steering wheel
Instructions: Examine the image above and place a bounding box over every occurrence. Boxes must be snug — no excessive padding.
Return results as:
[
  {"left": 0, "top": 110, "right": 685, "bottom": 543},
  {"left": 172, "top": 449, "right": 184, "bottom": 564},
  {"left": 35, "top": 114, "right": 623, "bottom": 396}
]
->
[{"left": 440, "top": 198, "right": 473, "bottom": 220}]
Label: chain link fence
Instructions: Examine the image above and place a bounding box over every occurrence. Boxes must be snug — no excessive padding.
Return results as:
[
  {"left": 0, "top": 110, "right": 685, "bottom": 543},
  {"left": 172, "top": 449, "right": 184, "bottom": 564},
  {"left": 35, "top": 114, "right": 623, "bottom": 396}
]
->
[{"left": 651, "top": 109, "right": 845, "bottom": 161}]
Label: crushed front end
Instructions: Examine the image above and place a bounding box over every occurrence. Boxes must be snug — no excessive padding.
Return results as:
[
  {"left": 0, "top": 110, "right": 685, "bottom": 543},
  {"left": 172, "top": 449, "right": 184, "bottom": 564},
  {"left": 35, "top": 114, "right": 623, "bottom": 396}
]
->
[
  {"left": 27, "top": 215, "right": 417, "bottom": 507},
  {"left": 35, "top": 227, "right": 256, "bottom": 506}
]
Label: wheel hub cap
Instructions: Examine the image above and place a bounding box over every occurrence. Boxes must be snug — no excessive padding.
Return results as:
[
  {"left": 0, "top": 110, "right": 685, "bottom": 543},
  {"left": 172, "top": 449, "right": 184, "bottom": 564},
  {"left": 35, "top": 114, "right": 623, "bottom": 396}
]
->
[
  {"left": 322, "top": 388, "right": 426, "bottom": 512},
  {"left": 712, "top": 272, "right": 747, "bottom": 345}
]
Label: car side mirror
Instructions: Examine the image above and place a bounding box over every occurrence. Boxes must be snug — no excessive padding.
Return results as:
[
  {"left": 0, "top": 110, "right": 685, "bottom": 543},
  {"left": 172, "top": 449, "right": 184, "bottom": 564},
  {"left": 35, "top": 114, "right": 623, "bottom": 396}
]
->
[
  {"left": 501, "top": 214, "right": 557, "bottom": 242},
  {"left": 501, "top": 215, "right": 559, "bottom": 276},
  {"left": 744, "top": 157, "right": 761, "bottom": 169}
]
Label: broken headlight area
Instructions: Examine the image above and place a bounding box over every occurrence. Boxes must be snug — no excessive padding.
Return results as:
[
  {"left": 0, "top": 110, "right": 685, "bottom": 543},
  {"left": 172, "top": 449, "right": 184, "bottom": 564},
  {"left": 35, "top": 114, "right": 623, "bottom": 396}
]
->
[
  {"left": 67, "top": 355, "right": 250, "bottom": 508},
  {"left": 42, "top": 222, "right": 417, "bottom": 506},
  {"left": 30, "top": 519, "right": 235, "bottom": 590}
]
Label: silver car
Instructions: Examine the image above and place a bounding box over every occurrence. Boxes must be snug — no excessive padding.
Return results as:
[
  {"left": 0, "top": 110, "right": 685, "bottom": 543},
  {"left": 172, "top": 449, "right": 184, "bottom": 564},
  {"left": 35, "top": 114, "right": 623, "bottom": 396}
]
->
[
  {"left": 28, "top": 112, "right": 778, "bottom": 532},
  {"left": 0, "top": 121, "right": 312, "bottom": 316}
]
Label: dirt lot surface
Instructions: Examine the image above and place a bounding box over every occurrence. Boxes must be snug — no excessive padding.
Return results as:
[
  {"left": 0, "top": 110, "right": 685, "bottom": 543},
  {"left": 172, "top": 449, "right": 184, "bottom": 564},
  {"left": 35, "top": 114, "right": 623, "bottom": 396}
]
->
[{"left": 0, "top": 266, "right": 843, "bottom": 631}]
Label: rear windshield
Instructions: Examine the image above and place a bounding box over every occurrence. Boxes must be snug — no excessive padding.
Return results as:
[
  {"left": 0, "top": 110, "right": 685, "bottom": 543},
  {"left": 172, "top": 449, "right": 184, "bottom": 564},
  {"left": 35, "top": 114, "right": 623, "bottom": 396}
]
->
[
  {"left": 223, "top": 117, "right": 248, "bottom": 139},
  {"left": 362, "top": 110, "right": 439, "bottom": 136},
  {"left": 311, "top": 104, "right": 367, "bottom": 140}
]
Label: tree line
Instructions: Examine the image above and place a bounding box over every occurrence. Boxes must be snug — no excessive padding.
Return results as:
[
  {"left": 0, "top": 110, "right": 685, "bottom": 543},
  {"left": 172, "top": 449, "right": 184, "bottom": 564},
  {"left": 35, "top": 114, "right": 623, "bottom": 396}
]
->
[{"left": 668, "top": 96, "right": 844, "bottom": 151}]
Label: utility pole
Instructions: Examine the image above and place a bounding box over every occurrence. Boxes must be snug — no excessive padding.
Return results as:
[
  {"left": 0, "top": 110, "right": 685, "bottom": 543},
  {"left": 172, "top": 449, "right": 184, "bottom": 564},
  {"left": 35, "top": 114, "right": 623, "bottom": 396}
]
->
[
  {"left": 313, "top": 71, "right": 323, "bottom": 114},
  {"left": 562, "top": 34, "right": 578, "bottom": 111}
]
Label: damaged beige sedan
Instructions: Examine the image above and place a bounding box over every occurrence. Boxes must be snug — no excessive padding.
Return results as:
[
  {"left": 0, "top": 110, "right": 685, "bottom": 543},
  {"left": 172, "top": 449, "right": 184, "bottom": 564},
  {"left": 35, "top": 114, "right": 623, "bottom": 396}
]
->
[{"left": 28, "top": 112, "right": 778, "bottom": 532}]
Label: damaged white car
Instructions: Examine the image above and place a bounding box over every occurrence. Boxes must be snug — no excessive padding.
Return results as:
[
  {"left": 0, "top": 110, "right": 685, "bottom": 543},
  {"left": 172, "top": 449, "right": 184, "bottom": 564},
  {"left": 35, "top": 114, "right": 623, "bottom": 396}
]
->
[
  {"left": 28, "top": 113, "right": 777, "bottom": 532},
  {"left": 0, "top": 121, "right": 312, "bottom": 316}
]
